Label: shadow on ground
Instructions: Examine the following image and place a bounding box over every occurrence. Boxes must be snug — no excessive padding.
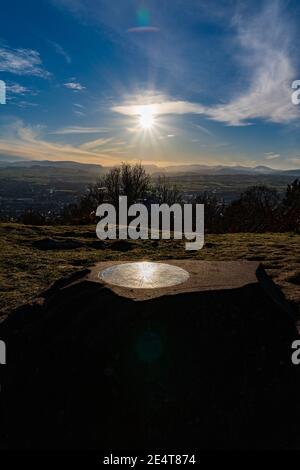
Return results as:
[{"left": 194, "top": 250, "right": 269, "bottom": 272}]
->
[{"left": 0, "top": 268, "right": 300, "bottom": 450}]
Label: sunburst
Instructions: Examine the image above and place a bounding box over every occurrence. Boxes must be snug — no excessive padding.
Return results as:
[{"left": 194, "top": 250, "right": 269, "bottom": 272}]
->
[{"left": 138, "top": 106, "right": 156, "bottom": 130}]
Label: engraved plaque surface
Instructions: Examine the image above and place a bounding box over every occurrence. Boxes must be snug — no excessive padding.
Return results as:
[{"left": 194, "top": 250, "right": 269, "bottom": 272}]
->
[{"left": 99, "top": 261, "right": 190, "bottom": 289}]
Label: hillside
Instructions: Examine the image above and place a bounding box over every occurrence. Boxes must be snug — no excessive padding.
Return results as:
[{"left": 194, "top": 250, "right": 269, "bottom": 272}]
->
[{"left": 0, "top": 223, "right": 299, "bottom": 321}]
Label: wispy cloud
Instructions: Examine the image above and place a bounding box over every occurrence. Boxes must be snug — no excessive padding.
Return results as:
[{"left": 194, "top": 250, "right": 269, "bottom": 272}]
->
[
  {"left": 0, "top": 46, "right": 50, "bottom": 78},
  {"left": 5, "top": 82, "right": 38, "bottom": 108},
  {"left": 0, "top": 121, "right": 117, "bottom": 164},
  {"left": 0, "top": 119, "right": 186, "bottom": 167},
  {"left": 158, "top": 134, "right": 176, "bottom": 140},
  {"left": 264, "top": 152, "right": 281, "bottom": 160},
  {"left": 204, "top": 1, "right": 298, "bottom": 126},
  {"left": 193, "top": 123, "right": 213, "bottom": 136},
  {"left": 48, "top": 40, "right": 71, "bottom": 64},
  {"left": 50, "top": 126, "right": 110, "bottom": 135},
  {"left": 74, "top": 110, "right": 86, "bottom": 117},
  {"left": 64, "top": 81, "right": 85, "bottom": 91},
  {"left": 6, "top": 83, "right": 34, "bottom": 95},
  {"left": 80, "top": 137, "right": 113, "bottom": 151},
  {"left": 13, "top": 101, "right": 39, "bottom": 109}
]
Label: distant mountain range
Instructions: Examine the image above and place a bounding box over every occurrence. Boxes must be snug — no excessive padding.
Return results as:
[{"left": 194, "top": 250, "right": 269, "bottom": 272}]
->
[
  {"left": 0, "top": 160, "right": 299, "bottom": 177},
  {"left": 161, "top": 164, "right": 300, "bottom": 176},
  {"left": 0, "top": 160, "right": 104, "bottom": 173}
]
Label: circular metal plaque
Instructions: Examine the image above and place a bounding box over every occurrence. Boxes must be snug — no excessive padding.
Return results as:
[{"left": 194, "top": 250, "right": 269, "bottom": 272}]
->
[{"left": 99, "top": 261, "right": 189, "bottom": 289}]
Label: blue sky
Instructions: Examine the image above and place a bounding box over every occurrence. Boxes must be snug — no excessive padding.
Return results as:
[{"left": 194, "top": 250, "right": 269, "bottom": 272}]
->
[{"left": 0, "top": 0, "right": 300, "bottom": 168}]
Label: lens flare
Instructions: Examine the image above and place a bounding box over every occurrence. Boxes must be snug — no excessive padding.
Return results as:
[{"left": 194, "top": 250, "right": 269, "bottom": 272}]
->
[{"left": 137, "top": 8, "right": 150, "bottom": 27}]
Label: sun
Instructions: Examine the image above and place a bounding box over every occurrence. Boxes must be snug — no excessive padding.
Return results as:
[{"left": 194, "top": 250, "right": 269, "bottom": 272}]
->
[{"left": 139, "top": 107, "right": 155, "bottom": 130}]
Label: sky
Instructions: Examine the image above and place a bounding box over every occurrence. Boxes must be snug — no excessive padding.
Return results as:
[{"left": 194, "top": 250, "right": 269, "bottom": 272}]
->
[{"left": 1, "top": 0, "right": 300, "bottom": 168}]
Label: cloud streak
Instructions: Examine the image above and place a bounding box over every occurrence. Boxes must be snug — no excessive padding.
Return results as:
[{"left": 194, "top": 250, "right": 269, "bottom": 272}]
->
[
  {"left": 0, "top": 121, "right": 117, "bottom": 164},
  {"left": 49, "top": 40, "right": 71, "bottom": 64},
  {"left": 50, "top": 126, "right": 110, "bottom": 135},
  {"left": 80, "top": 137, "right": 113, "bottom": 151}
]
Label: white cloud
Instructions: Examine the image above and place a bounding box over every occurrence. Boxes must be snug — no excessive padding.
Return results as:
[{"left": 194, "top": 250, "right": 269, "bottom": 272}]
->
[
  {"left": 64, "top": 81, "right": 86, "bottom": 91},
  {"left": 0, "top": 46, "right": 50, "bottom": 78},
  {"left": 112, "top": 99, "right": 205, "bottom": 117},
  {"left": 112, "top": 82, "right": 297, "bottom": 125}
]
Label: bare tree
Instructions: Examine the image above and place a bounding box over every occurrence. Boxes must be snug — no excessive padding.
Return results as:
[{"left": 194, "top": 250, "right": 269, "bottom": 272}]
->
[
  {"left": 280, "top": 179, "right": 300, "bottom": 232},
  {"left": 103, "top": 167, "right": 121, "bottom": 206},
  {"left": 120, "top": 162, "right": 150, "bottom": 205},
  {"left": 62, "top": 179, "right": 106, "bottom": 224},
  {"left": 224, "top": 185, "right": 280, "bottom": 232},
  {"left": 152, "top": 176, "right": 183, "bottom": 205},
  {"left": 193, "top": 192, "right": 225, "bottom": 233},
  {"left": 100, "top": 162, "right": 150, "bottom": 206}
]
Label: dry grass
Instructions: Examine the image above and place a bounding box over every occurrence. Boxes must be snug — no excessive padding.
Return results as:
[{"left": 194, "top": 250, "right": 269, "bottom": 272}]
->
[{"left": 0, "top": 223, "right": 299, "bottom": 319}]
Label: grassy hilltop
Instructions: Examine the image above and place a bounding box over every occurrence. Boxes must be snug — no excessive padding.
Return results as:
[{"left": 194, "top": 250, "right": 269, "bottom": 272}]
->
[{"left": 0, "top": 223, "right": 299, "bottom": 320}]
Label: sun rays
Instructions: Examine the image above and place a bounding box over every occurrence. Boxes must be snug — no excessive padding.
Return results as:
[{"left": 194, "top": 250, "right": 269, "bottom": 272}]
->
[{"left": 109, "top": 91, "right": 180, "bottom": 161}]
